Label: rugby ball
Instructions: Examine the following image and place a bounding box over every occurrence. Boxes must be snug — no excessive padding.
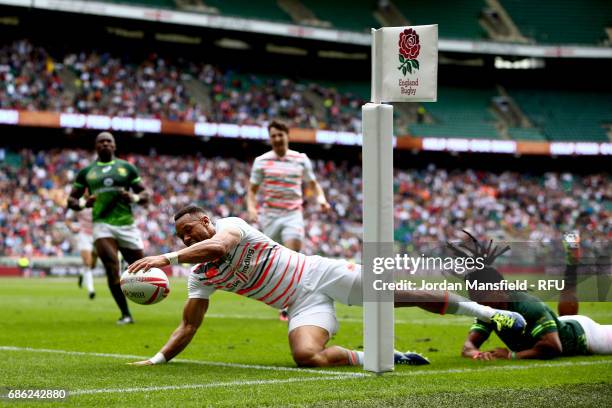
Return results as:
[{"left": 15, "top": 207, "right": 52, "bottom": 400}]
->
[{"left": 120, "top": 268, "right": 170, "bottom": 305}]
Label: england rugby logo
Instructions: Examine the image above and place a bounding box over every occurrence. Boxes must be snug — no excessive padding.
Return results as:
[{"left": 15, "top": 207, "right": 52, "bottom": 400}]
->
[{"left": 398, "top": 28, "right": 420, "bottom": 75}]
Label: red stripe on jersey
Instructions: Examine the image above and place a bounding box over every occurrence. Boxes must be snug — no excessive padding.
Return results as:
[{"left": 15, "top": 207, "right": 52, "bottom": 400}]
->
[
  {"left": 265, "top": 201, "right": 302, "bottom": 210},
  {"left": 256, "top": 253, "right": 293, "bottom": 302},
  {"left": 279, "top": 255, "right": 307, "bottom": 308},
  {"left": 263, "top": 179, "right": 300, "bottom": 188},
  {"left": 235, "top": 243, "right": 251, "bottom": 266},
  {"left": 266, "top": 254, "right": 305, "bottom": 306},
  {"left": 237, "top": 247, "right": 278, "bottom": 295},
  {"left": 206, "top": 267, "right": 234, "bottom": 285}
]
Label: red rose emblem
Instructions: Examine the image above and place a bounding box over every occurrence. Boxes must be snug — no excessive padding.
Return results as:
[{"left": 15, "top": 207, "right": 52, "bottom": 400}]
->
[{"left": 399, "top": 28, "right": 420, "bottom": 60}]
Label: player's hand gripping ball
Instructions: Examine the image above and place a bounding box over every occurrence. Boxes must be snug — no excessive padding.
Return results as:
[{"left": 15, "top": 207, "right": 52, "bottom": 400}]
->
[{"left": 120, "top": 268, "right": 170, "bottom": 305}]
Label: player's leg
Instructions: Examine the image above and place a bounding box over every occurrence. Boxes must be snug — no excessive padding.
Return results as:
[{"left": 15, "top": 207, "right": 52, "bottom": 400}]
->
[
  {"left": 94, "top": 237, "right": 132, "bottom": 322},
  {"left": 561, "top": 315, "right": 612, "bottom": 355},
  {"left": 313, "top": 259, "right": 526, "bottom": 332},
  {"left": 80, "top": 248, "right": 96, "bottom": 299},
  {"left": 287, "top": 291, "right": 354, "bottom": 367},
  {"left": 288, "top": 325, "right": 353, "bottom": 367},
  {"left": 394, "top": 289, "right": 524, "bottom": 330}
]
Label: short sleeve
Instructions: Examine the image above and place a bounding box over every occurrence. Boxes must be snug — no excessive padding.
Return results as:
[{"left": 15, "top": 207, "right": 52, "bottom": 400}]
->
[
  {"left": 249, "top": 158, "right": 263, "bottom": 186},
  {"left": 73, "top": 167, "right": 88, "bottom": 190},
  {"left": 127, "top": 162, "right": 142, "bottom": 185},
  {"left": 215, "top": 217, "right": 247, "bottom": 241},
  {"left": 188, "top": 272, "right": 216, "bottom": 299},
  {"left": 303, "top": 155, "right": 316, "bottom": 183}
]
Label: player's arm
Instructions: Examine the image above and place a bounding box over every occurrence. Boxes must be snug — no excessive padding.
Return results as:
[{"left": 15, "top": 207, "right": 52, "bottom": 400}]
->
[
  {"left": 307, "top": 180, "right": 331, "bottom": 212},
  {"left": 127, "top": 227, "right": 242, "bottom": 273},
  {"left": 119, "top": 164, "right": 150, "bottom": 205},
  {"left": 462, "top": 330, "right": 490, "bottom": 359},
  {"left": 492, "top": 332, "right": 563, "bottom": 360},
  {"left": 125, "top": 179, "right": 150, "bottom": 206},
  {"left": 129, "top": 298, "right": 209, "bottom": 365},
  {"left": 246, "top": 182, "right": 259, "bottom": 222},
  {"left": 67, "top": 171, "right": 96, "bottom": 211}
]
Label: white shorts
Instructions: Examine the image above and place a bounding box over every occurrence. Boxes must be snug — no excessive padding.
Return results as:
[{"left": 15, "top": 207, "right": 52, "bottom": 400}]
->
[
  {"left": 75, "top": 232, "right": 94, "bottom": 252},
  {"left": 93, "top": 222, "right": 143, "bottom": 250},
  {"left": 287, "top": 256, "right": 362, "bottom": 336},
  {"left": 559, "top": 315, "right": 612, "bottom": 355},
  {"left": 261, "top": 211, "right": 305, "bottom": 244}
]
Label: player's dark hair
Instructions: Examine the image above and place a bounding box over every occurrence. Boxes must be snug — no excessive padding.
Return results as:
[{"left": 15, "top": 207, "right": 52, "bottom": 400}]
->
[
  {"left": 174, "top": 205, "right": 206, "bottom": 221},
  {"left": 267, "top": 120, "right": 289, "bottom": 134}
]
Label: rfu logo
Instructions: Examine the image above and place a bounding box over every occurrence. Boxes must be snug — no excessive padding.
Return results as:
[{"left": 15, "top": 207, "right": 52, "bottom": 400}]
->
[{"left": 103, "top": 178, "right": 114, "bottom": 187}]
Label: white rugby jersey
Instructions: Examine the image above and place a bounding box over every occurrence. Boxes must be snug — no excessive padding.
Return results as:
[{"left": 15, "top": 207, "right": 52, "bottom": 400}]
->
[
  {"left": 249, "top": 149, "right": 316, "bottom": 216},
  {"left": 188, "top": 217, "right": 308, "bottom": 309}
]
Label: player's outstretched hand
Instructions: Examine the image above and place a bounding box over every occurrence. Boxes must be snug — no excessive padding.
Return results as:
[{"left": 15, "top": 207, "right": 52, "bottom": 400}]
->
[
  {"left": 127, "top": 255, "right": 169, "bottom": 274},
  {"left": 490, "top": 347, "right": 511, "bottom": 359},
  {"left": 127, "top": 360, "right": 154, "bottom": 366},
  {"left": 473, "top": 351, "right": 495, "bottom": 361}
]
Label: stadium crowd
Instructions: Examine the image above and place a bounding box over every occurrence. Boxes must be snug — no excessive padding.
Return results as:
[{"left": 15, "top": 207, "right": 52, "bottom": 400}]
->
[
  {"left": 1, "top": 148, "right": 609, "bottom": 261},
  {"left": 1, "top": 40, "right": 364, "bottom": 132}
]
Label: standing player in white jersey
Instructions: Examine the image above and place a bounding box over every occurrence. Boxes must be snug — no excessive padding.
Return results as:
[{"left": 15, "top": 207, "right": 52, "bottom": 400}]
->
[
  {"left": 65, "top": 205, "right": 96, "bottom": 299},
  {"left": 247, "top": 120, "right": 330, "bottom": 320},
  {"left": 126, "top": 205, "right": 526, "bottom": 368}
]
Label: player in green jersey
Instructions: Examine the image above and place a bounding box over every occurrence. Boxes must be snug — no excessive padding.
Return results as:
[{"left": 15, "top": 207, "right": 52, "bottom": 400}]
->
[
  {"left": 450, "top": 232, "right": 612, "bottom": 360},
  {"left": 67, "top": 132, "right": 150, "bottom": 324}
]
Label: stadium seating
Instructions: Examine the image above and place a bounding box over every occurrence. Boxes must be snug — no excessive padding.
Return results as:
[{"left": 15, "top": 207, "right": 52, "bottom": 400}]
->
[
  {"left": 204, "top": 0, "right": 293, "bottom": 23},
  {"left": 409, "top": 87, "right": 501, "bottom": 139},
  {"left": 507, "top": 127, "right": 546, "bottom": 141},
  {"left": 299, "top": 0, "right": 379, "bottom": 32},
  {"left": 500, "top": 0, "right": 612, "bottom": 44},
  {"left": 104, "top": 0, "right": 177, "bottom": 10},
  {"left": 394, "top": 0, "right": 486, "bottom": 40},
  {"left": 510, "top": 90, "right": 611, "bottom": 142}
]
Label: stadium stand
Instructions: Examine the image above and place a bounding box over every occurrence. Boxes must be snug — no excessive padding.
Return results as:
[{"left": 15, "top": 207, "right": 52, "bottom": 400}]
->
[
  {"left": 510, "top": 89, "right": 611, "bottom": 142},
  {"left": 1, "top": 148, "right": 609, "bottom": 260},
  {"left": 2, "top": 39, "right": 610, "bottom": 141},
  {"left": 204, "top": 0, "right": 293, "bottom": 23},
  {"left": 500, "top": 0, "right": 612, "bottom": 44},
  {"left": 409, "top": 87, "right": 500, "bottom": 139},
  {"left": 394, "top": 0, "right": 486, "bottom": 40},
  {"left": 299, "top": 0, "right": 379, "bottom": 32}
]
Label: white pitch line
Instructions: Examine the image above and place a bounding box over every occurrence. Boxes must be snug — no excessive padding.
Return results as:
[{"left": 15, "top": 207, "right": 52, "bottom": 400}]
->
[
  {"left": 390, "top": 359, "right": 612, "bottom": 377},
  {"left": 0, "top": 346, "right": 366, "bottom": 378},
  {"left": 52, "top": 356, "right": 612, "bottom": 397},
  {"left": 70, "top": 375, "right": 350, "bottom": 396}
]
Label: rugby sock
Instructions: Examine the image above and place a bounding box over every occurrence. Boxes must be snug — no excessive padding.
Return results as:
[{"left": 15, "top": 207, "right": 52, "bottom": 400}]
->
[
  {"left": 346, "top": 350, "right": 364, "bottom": 366},
  {"left": 444, "top": 292, "right": 495, "bottom": 322},
  {"left": 84, "top": 269, "right": 94, "bottom": 294},
  {"left": 109, "top": 282, "right": 131, "bottom": 317}
]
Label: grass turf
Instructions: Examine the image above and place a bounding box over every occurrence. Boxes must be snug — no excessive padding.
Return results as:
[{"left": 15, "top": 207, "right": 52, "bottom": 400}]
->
[{"left": 0, "top": 277, "right": 610, "bottom": 407}]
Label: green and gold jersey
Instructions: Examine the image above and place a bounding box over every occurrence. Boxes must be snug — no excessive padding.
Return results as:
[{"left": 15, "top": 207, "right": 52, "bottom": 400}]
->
[
  {"left": 73, "top": 159, "right": 141, "bottom": 226},
  {"left": 469, "top": 291, "right": 588, "bottom": 356}
]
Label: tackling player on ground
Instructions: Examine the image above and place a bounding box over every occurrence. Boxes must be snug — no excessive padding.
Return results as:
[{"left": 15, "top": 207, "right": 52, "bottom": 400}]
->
[
  {"left": 247, "top": 120, "right": 331, "bottom": 321},
  {"left": 449, "top": 232, "right": 612, "bottom": 360},
  {"left": 126, "top": 206, "right": 526, "bottom": 368},
  {"left": 67, "top": 132, "right": 150, "bottom": 324}
]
